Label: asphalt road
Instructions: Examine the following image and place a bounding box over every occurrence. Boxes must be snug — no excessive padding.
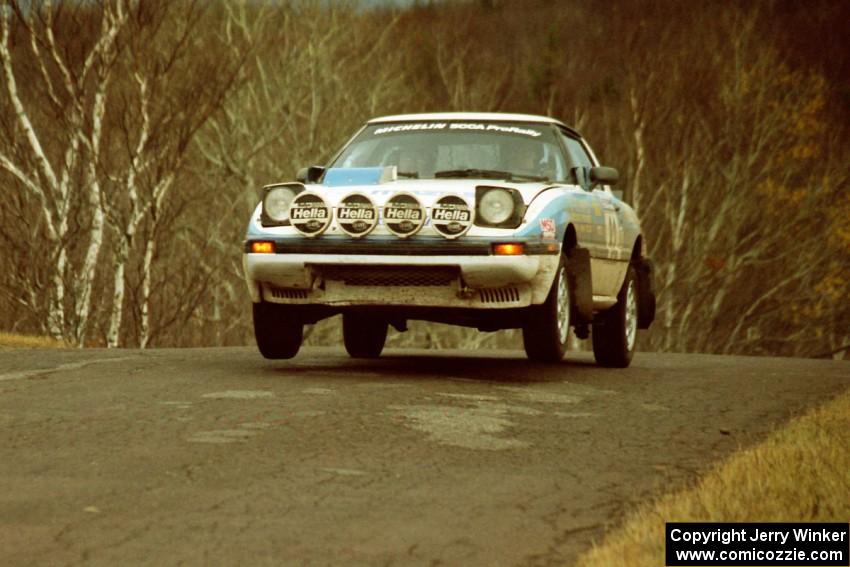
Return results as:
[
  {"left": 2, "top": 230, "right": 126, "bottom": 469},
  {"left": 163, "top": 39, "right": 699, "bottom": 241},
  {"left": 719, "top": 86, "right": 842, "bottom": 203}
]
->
[{"left": 1, "top": 347, "right": 848, "bottom": 566}]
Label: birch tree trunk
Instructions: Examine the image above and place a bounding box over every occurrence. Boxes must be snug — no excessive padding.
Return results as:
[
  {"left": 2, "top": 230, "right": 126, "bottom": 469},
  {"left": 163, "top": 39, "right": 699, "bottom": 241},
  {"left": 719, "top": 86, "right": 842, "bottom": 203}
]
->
[
  {"left": 0, "top": 1, "right": 125, "bottom": 345},
  {"left": 106, "top": 236, "right": 129, "bottom": 349}
]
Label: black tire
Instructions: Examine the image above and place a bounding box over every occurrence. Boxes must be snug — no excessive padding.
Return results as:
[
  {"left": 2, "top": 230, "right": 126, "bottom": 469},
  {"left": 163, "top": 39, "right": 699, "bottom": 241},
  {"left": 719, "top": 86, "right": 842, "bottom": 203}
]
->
[
  {"left": 592, "top": 266, "right": 638, "bottom": 368},
  {"left": 253, "top": 302, "right": 303, "bottom": 359},
  {"left": 522, "top": 253, "right": 570, "bottom": 363},
  {"left": 342, "top": 314, "right": 388, "bottom": 358}
]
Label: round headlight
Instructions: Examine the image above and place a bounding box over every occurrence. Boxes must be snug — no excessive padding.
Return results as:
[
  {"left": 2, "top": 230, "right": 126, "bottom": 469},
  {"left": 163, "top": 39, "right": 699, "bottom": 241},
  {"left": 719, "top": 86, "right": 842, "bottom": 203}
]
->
[
  {"left": 478, "top": 189, "right": 514, "bottom": 225},
  {"left": 264, "top": 186, "right": 296, "bottom": 222}
]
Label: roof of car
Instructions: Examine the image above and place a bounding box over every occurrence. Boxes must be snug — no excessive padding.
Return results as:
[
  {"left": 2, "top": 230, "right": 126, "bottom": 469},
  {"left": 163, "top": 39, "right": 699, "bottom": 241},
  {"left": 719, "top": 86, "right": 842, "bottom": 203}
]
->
[{"left": 368, "top": 112, "right": 579, "bottom": 135}]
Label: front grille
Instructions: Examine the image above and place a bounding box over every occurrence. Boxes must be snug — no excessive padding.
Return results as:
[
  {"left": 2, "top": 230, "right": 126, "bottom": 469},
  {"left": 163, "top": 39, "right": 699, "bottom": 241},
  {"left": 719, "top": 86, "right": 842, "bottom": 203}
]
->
[
  {"left": 268, "top": 286, "right": 309, "bottom": 299},
  {"left": 479, "top": 287, "right": 521, "bottom": 303},
  {"left": 316, "top": 265, "right": 458, "bottom": 287}
]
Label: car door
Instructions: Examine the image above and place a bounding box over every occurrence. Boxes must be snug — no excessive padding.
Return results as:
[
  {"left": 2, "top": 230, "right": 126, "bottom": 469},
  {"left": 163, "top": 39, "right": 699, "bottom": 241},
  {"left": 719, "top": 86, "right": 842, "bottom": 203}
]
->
[
  {"left": 592, "top": 185, "right": 625, "bottom": 260},
  {"left": 558, "top": 132, "right": 604, "bottom": 255},
  {"left": 558, "top": 131, "right": 627, "bottom": 298}
]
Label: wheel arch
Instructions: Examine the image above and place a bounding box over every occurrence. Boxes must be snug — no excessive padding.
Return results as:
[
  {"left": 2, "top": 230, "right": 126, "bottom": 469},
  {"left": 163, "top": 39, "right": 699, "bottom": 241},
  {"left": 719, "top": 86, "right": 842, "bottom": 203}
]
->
[
  {"left": 562, "top": 222, "right": 593, "bottom": 328},
  {"left": 631, "top": 234, "right": 643, "bottom": 260},
  {"left": 629, "top": 234, "right": 656, "bottom": 329},
  {"left": 563, "top": 223, "right": 577, "bottom": 252}
]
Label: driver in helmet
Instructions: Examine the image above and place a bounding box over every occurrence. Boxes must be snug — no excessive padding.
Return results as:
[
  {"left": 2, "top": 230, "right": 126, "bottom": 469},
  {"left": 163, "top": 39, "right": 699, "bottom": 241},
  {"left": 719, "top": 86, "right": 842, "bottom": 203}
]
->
[
  {"left": 506, "top": 140, "right": 544, "bottom": 177},
  {"left": 397, "top": 139, "right": 438, "bottom": 179}
]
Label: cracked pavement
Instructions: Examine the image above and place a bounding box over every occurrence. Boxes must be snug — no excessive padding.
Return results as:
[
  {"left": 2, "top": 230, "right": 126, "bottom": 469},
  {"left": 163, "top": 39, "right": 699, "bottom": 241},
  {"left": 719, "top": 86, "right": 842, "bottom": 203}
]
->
[{"left": 0, "top": 346, "right": 848, "bottom": 566}]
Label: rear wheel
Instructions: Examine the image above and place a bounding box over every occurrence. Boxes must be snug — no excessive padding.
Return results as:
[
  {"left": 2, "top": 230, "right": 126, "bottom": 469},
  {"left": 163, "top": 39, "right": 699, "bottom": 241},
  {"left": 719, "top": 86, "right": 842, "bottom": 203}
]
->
[
  {"left": 523, "top": 253, "right": 570, "bottom": 363},
  {"left": 592, "top": 266, "right": 637, "bottom": 368},
  {"left": 343, "top": 314, "right": 388, "bottom": 358},
  {"left": 253, "top": 302, "right": 303, "bottom": 359}
]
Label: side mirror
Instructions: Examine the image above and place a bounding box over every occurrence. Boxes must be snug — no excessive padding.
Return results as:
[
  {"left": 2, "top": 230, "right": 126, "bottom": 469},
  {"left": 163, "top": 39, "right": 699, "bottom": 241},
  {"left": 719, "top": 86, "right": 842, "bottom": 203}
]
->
[
  {"left": 296, "top": 165, "right": 325, "bottom": 184},
  {"left": 589, "top": 166, "right": 619, "bottom": 187}
]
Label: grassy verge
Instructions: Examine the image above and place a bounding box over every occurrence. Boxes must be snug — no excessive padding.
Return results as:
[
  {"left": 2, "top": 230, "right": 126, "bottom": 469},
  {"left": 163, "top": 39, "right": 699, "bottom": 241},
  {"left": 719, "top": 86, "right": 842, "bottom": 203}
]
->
[
  {"left": 576, "top": 388, "right": 850, "bottom": 567},
  {"left": 0, "top": 332, "right": 67, "bottom": 349}
]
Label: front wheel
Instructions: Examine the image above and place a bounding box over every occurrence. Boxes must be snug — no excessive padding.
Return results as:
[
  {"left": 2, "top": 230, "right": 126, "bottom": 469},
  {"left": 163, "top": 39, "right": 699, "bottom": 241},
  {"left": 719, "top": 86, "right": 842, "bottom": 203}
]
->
[
  {"left": 253, "top": 302, "right": 303, "bottom": 359},
  {"left": 342, "top": 314, "right": 388, "bottom": 358},
  {"left": 522, "top": 254, "right": 570, "bottom": 363},
  {"left": 592, "top": 266, "right": 638, "bottom": 368}
]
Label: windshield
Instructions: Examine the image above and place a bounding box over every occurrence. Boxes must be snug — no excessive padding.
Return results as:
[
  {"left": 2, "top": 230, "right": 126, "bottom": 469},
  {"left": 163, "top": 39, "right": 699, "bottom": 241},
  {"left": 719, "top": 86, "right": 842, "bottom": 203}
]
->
[{"left": 329, "top": 121, "right": 569, "bottom": 182}]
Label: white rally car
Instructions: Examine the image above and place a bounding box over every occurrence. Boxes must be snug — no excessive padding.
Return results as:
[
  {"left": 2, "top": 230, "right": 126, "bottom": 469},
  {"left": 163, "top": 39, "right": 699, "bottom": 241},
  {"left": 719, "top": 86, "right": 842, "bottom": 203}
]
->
[{"left": 243, "top": 113, "right": 655, "bottom": 365}]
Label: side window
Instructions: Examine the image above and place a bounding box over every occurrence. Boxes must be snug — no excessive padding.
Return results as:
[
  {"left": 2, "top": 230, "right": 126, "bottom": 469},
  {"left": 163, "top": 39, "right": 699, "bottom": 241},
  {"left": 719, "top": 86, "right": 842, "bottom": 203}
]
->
[
  {"left": 559, "top": 131, "right": 594, "bottom": 189},
  {"left": 541, "top": 141, "right": 568, "bottom": 182}
]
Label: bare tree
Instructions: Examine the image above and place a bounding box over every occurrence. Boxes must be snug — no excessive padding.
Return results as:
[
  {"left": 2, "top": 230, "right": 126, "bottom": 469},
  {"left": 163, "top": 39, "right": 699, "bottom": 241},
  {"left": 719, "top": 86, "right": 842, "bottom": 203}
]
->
[
  {"left": 2, "top": 0, "right": 846, "bottom": 357},
  {"left": 0, "top": 1, "right": 243, "bottom": 347},
  {"left": 622, "top": 6, "right": 848, "bottom": 356},
  {"left": 184, "top": 0, "right": 414, "bottom": 346},
  {"left": 0, "top": 1, "right": 125, "bottom": 344},
  {"left": 98, "top": 1, "right": 244, "bottom": 347}
]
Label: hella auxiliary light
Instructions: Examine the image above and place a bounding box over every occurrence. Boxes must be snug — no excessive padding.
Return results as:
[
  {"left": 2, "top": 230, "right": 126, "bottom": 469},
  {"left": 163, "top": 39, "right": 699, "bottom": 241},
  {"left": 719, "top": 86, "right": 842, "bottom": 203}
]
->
[
  {"left": 336, "top": 193, "right": 378, "bottom": 238},
  {"left": 289, "top": 192, "right": 332, "bottom": 237},
  {"left": 431, "top": 194, "right": 473, "bottom": 239},
  {"left": 383, "top": 192, "right": 425, "bottom": 238}
]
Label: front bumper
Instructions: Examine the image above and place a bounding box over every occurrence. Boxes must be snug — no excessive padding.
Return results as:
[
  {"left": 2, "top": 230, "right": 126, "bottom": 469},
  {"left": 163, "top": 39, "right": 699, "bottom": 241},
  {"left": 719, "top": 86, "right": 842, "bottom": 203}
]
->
[{"left": 243, "top": 238, "right": 560, "bottom": 309}]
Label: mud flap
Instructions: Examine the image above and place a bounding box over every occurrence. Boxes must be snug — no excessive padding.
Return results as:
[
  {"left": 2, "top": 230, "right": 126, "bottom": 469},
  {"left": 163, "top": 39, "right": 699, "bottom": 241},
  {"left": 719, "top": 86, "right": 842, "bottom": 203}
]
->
[
  {"left": 566, "top": 247, "right": 593, "bottom": 326},
  {"left": 634, "top": 257, "right": 656, "bottom": 329}
]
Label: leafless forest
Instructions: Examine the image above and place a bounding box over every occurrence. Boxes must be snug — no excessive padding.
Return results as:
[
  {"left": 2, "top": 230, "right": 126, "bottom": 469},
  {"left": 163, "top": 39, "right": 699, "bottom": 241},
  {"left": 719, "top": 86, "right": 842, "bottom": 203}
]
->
[{"left": 1, "top": 0, "right": 848, "bottom": 357}]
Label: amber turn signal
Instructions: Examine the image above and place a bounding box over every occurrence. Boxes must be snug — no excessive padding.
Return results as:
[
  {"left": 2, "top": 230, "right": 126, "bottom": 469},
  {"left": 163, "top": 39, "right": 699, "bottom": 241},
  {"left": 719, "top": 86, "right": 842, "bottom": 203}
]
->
[
  {"left": 492, "top": 243, "right": 525, "bottom": 256},
  {"left": 250, "top": 241, "right": 275, "bottom": 254}
]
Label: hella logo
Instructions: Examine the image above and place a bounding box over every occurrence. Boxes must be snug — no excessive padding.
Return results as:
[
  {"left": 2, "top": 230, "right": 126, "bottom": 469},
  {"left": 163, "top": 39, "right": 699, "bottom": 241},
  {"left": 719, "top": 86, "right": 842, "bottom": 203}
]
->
[
  {"left": 338, "top": 208, "right": 375, "bottom": 220},
  {"left": 291, "top": 207, "right": 327, "bottom": 220},
  {"left": 385, "top": 208, "right": 422, "bottom": 220},
  {"left": 432, "top": 209, "right": 470, "bottom": 222}
]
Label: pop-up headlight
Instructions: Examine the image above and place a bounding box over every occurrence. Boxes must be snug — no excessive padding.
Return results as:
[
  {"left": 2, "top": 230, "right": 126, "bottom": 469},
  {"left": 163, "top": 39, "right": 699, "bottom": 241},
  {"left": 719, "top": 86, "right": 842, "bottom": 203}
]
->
[
  {"left": 261, "top": 183, "right": 304, "bottom": 226},
  {"left": 475, "top": 187, "right": 525, "bottom": 228}
]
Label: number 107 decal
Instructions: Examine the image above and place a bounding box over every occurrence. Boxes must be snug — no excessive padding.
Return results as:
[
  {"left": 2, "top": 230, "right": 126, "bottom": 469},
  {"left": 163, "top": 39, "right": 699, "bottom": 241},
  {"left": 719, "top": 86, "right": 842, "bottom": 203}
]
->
[{"left": 603, "top": 210, "right": 623, "bottom": 257}]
